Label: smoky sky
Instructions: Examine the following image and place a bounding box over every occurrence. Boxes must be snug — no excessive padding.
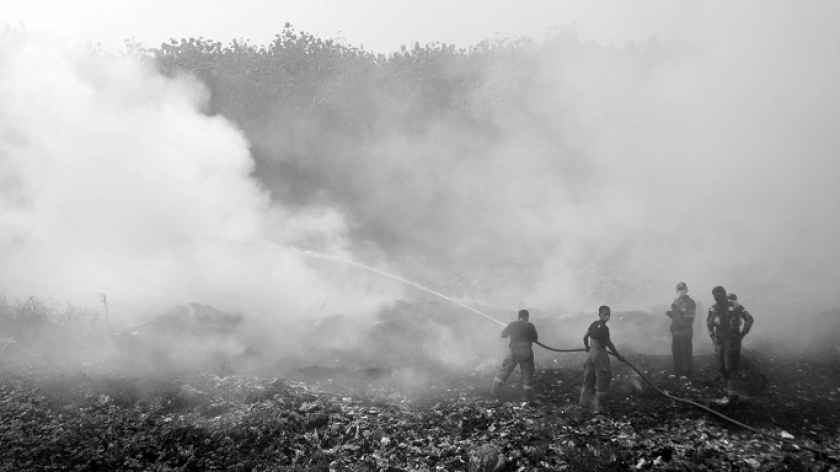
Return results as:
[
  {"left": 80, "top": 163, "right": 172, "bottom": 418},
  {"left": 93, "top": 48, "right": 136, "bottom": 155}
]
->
[
  {"left": 0, "top": 36, "right": 403, "bottom": 322},
  {"left": 1, "top": 2, "right": 839, "bottom": 332}
]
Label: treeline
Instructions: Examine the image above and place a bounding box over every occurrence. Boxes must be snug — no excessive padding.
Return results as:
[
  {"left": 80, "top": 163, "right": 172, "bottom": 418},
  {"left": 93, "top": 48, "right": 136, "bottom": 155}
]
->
[
  {"left": 150, "top": 24, "right": 537, "bottom": 132},
  {"left": 144, "top": 26, "right": 540, "bottom": 196},
  {"left": 133, "top": 26, "right": 680, "bottom": 261}
]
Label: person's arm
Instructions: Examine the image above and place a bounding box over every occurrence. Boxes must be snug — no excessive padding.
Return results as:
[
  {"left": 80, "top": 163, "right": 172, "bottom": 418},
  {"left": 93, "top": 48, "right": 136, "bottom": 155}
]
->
[
  {"left": 583, "top": 329, "right": 591, "bottom": 352},
  {"left": 528, "top": 323, "right": 538, "bottom": 343},
  {"left": 606, "top": 339, "right": 624, "bottom": 362},
  {"left": 706, "top": 308, "right": 717, "bottom": 343},
  {"left": 604, "top": 330, "right": 624, "bottom": 361},
  {"left": 501, "top": 323, "right": 511, "bottom": 338},
  {"left": 740, "top": 308, "right": 754, "bottom": 339}
]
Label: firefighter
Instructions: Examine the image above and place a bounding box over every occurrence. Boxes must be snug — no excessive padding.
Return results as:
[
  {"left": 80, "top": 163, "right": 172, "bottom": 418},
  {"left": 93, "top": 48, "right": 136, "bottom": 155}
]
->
[
  {"left": 490, "top": 309, "right": 538, "bottom": 401},
  {"left": 580, "top": 305, "right": 625, "bottom": 414},
  {"left": 707, "top": 286, "right": 754, "bottom": 404},
  {"left": 667, "top": 281, "right": 697, "bottom": 379},
  {"left": 727, "top": 292, "right": 748, "bottom": 312}
]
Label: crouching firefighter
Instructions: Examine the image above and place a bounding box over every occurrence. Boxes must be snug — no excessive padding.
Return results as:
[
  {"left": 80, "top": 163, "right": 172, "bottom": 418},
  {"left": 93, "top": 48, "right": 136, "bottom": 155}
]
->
[
  {"left": 707, "top": 286, "right": 754, "bottom": 405},
  {"left": 490, "top": 309, "right": 538, "bottom": 401},
  {"left": 580, "top": 305, "right": 625, "bottom": 414}
]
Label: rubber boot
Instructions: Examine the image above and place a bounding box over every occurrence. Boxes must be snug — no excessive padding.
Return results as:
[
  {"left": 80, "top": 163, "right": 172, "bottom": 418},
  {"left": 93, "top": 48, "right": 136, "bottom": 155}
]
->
[
  {"left": 490, "top": 378, "right": 504, "bottom": 397},
  {"left": 579, "top": 387, "right": 593, "bottom": 408},
  {"left": 592, "top": 392, "right": 607, "bottom": 414}
]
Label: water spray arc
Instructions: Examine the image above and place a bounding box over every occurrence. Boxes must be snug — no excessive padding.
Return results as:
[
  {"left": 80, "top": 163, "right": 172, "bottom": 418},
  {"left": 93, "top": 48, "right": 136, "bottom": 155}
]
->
[
  {"left": 288, "top": 247, "right": 508, "bottom": 327},
  {"left": 291, "top": 247, "right": 586, "bottom": 353}
]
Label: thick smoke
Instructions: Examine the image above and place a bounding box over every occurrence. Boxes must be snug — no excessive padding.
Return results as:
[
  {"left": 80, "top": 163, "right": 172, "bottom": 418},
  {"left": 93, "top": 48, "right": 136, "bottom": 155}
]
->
[
  {"left": 3, "top": 2, "right": 840, "bottom": 359},
  {"left": 265, "top": 4, "right": 840, "bottom": 317},
  {"left": 526, "top": 3, "right": 840, "bottom": 319},
  {"left": 229, "top": 3, "right": 840, "bottom": 353},
  {"left": 0, "top": 36, "right": 403, "bottom": 326}
]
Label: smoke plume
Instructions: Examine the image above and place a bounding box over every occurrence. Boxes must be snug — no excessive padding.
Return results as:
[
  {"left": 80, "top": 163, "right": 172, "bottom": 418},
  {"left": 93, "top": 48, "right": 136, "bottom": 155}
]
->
[
  {"left": 0, "top": 35, "right": 402, "bottom": 326},
  {"left": 3, "top": 2, "right": 840, "bottom": 357}
]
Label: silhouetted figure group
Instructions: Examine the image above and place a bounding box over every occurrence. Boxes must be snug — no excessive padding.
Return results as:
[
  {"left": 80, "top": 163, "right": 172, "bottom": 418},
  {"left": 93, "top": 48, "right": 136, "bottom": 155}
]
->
[{"left": 490, "top": 283, "right": 755, "bottom": 412}]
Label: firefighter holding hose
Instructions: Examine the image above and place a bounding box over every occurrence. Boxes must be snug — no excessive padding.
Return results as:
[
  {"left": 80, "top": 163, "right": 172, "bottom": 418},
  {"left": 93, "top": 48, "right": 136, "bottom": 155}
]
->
[
  {"left": 490, "top": 309, "right": 538, "bottom": 401},
  {"left": 580, "top": 305, "right": 625, "bottom": 414}
]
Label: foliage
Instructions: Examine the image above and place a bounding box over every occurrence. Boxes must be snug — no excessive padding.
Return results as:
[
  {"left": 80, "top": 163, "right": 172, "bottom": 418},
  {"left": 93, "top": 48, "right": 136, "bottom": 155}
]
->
[
  {"left": 133, "top": 26, "right": 681, "bottom": 261},
  {"left": 148, "top": 25, "right": 527, "bottom": 134},
  {"left": 0, "top": 295, "right": 107, "bottom": 362}
]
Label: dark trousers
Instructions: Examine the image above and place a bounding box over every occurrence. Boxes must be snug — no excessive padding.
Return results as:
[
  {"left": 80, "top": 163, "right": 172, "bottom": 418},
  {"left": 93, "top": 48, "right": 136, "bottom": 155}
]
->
[
  {"left": 494, "top": 347, "right": 535, "bottom": 390},
  {"left": 582, "top": 342, "right": 611, "bottom": 393},
  {"left": 716, "top": 337, "right": 742, "bottom": 398},
  {"left": 671, "top": 335, "right": 693, "bottom": 377}
]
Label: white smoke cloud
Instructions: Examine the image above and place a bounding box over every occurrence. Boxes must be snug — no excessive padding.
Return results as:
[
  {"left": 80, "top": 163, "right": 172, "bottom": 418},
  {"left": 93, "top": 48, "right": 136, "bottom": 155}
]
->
[
  {"left": 0, "top": 36, "right": 403, "bottom": 325},
  {"left": 525, "top": 2, "right": 840, "bottom": 316},
  {"left": 338, "top": 3, "right": 840, "bottom": 320},
  {"left": 5, "top": 2, "right": 838, "bottom": 353}
]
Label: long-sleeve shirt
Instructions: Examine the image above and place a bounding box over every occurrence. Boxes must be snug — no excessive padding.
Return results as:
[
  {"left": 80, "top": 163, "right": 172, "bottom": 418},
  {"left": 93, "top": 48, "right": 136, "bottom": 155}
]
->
[
  {"left": 668, "top": 294, "right": 697, "bottom": 337},
  {"left": 501, "top": 320, "right": 538, "bottom": 347},
  {"left": 707, "top": 301, "right": 754, "bottom": 340}
]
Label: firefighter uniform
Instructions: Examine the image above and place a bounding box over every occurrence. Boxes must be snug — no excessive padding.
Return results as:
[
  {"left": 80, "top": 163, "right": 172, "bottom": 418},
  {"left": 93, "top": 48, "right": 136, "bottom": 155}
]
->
[
  {"left": 491, "top": 312, "right": 538, "bottom": 400},
  {"left": 668, "top": 282, "right": 697, "bottom": 377},
  {"left": 707, "top": 287, "right": 754, "bottom": 402}
]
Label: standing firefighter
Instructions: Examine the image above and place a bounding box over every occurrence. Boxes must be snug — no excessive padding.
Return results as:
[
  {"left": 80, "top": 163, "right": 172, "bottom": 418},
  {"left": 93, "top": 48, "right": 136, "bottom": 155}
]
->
[
  {"left": 707, "top": 286, "right": 754, "bottom": 404},
  {"left": 667, "top": 281, "right": 697, "bottom": 379},
  {"left": 580, "top": 305, "right": 625, "bottom": 414},
  {"left": 727, "top": 292, "right": 749, "bottom": 313},
  {"left": 490, "top": 309, "right": 538, "bottom": 401}
]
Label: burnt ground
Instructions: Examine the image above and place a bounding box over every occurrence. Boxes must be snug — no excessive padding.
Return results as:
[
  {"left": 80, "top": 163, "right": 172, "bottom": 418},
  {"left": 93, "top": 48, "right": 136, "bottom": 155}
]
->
[
  {"left": 3, "top": 301, "right": 840, "bottom": 471},
  {"left": 536, "top": 347, "right": 840, "bottom": 438},
  {"left": 2, "top": 342, "right": 839, "bottom": 471}
]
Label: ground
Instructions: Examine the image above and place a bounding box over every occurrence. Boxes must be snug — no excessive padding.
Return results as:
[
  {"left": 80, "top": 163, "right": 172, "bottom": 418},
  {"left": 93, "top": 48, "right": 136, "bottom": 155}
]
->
[{"left": 1, "top": 341, "right": 839, "bottom": 471}]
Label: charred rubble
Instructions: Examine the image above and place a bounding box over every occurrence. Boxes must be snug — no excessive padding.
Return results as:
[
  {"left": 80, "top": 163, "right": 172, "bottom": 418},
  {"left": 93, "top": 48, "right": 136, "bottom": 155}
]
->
[{"left": 1, "top": 301, "right": 839, "bottom": 470}]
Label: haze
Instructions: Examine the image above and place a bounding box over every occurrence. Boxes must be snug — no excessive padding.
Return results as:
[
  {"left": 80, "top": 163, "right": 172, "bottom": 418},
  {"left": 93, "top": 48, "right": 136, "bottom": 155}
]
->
[{"left": 1, "top": 1, "right": 839, "bottom": 350}]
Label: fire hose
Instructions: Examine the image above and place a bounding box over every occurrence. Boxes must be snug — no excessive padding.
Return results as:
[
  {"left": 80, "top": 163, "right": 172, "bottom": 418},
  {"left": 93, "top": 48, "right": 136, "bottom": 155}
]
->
[{"left": 534, "top": 340, "right": 836, "bottom": 459}]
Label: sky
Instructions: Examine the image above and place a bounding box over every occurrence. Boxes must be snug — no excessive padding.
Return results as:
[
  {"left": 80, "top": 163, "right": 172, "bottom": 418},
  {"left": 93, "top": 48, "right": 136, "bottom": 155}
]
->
[
  {"left": 1, "top": 0, "right": 758, "bottom": 53},
  {"left": 2, "top": 1, "right": 840, "bottom": 348}
]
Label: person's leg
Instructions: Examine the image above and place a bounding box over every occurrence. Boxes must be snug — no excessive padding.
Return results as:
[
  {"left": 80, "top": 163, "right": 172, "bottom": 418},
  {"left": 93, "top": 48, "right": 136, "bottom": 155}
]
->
[
  {"left": 580, "top": 357, "right": 596, "bottom": 407},
  {"left": 677, "top": 336, "right": 692, "bottom": 378},
  {"left": 716, "top": 340, "right": 729, "bottom": 400},
  {"left": 726, "top": 370, "right": 739, "bottom": 401},
  {"left": 521, "top": 356, "right": 535, "bottom": 400},
  {"left": 491, "top": 351, "right": 516, "bottom": 395},
  {"left": 593, "top": 355, "right": 612, "bottom": 413},
  {"left": 684, "top": 336, "right": 694, "bottom": 377},
  {"left": 671, "top": 336, "right": 682, "bottom": 377},
  {"left": 725, "top": 342, "right": 742, "bottom": 401}
]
